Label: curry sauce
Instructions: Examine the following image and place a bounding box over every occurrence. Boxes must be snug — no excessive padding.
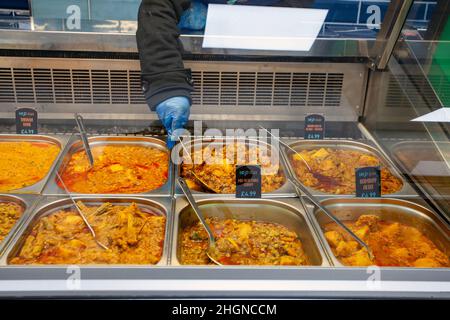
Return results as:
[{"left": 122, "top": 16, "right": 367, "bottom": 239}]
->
[
  {"left": 180, "top": 217, "right": 309, "bottom": 265},
  {"left": 324, "top": 215, "right": 449, "bottom": 267},
  {"left": 59, "top": 145, "right": 169, "bottom": 193},
  {"left": 10, "top": 202, "right": 166, "bottom": 265}
]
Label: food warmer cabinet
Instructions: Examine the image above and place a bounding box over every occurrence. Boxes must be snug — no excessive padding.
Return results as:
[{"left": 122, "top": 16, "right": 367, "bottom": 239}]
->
[{"left": 0, "top": 0, "right": 448, "bottom": 298}]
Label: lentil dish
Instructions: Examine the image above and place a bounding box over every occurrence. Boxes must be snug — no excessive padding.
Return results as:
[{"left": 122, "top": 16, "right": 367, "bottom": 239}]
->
[
  {"left": 324, "top": 214, "right": 449, "bottom": 267},
  {"left": 290, "top": 148, "right": 403, "bottom": 194},
  {"left": 180, "top": 217, "right": 309, "bottom": 265},
  {"left": 59, "top": 145, "right": 169, "bottom": 193},
  {"left": 10, "top": 202, "right": 166, "bottom": 265},
  {"left": 181, "top": 142, "right": 285, "bottom": 193},
  {"left": 0, "top": 202, "right": 24, "bottom": 244},
  {"left": 0, "top": 141, "right": 60, "bottom": 191}
]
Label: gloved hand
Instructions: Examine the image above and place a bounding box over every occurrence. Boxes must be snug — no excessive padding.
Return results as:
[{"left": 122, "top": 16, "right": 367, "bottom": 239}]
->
[
  {"left": 178, "top": 1, "right": 207, "bottom": 31},
  {"left": 156, "top": 96, "right": 191, "bottom": 149}
]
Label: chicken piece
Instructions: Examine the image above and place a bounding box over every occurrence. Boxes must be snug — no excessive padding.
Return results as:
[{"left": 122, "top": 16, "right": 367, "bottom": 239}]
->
[
  {"left": 324, "top": 230, "right": 343, "bottom": 248},
  {"left": 413, "top": 258, "right": 442, "bottom": 268},
  {"left": 354, "top": 225, "right": 370, "bottom": 241},
  {"left": 321, "top": 159, "right": 336, "bottom": 171},
  {"left": 237, "top": 223, "right": 252, "bottom": 240},
  {"left": 311, "top": 148, "right": 329, "bottom": 160},
  {"left": 109, "top": 164, "right": 124, "bottom": 172},
  {"left": 391, "top": 247, "right": 411, "bottom": 262},
  {"left": 336, "top": 240, "right": 359, "bottom": 257},
  {"left": 344, "top": 249, "right": 373, "bottom": 266},
  {"left": 280, "top": 255, "right": 297, "bottom": 266},
  {"left": 381, "top": 222, "right": 401, "bottom": 239},
  {"left": 185, "top": 178, "right": 202, "bottom": 191}
]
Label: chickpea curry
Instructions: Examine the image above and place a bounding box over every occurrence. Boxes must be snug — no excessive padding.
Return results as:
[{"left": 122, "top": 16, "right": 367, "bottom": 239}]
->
[
  {"left": 10, "top": 202, "right": 166, "bottom": 265},
  {"left": 291, "top": 148, "right": 403, "bottom": 194},
  {"left": 181, "top": 142, "right": 285, "bottom": 193},
  {"left": 59, "top": 145, "right": 169, "bottom": 193},
  {"left": 324, "top": 215, "right": 449, "bottom": 267},
  {"left": 0, "top": 202, "right": 24, "bottom": 244},
  {"left": 180, "top": 217, "right": 310, "bottom": 265},
  {"left": 0, "top": 141, "right": 60, "bottom": 192}
]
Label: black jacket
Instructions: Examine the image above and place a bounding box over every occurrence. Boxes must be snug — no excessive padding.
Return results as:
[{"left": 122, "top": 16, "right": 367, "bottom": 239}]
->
[{"left": 136, "top": 0, "right": 194, "bottom": 110}]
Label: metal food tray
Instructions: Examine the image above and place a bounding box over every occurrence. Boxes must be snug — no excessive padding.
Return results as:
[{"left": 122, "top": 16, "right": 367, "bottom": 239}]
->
[
  {"left": 172, "top": 197, "right": 330, "bottom": 266},
  {"left": 43, "top": 135, "right": 172, "bottom": 196},
  {"left": 0, "top": 194, "right": 38, "bottom": 258},
  {"left": 1, "top": 196, "right": 172, "bottom": 266},
  {"left": 390, "top": 140, "right": 450, "bottom": 219},
  {"left": 309, "top": 198, "right": 450, "bottom": 267},
  {"left": 174, "top": 137, "right": 295, "bottom": 197},
  {"left": 282, "top": 139, "right": 416, "bottom": 197},
  {"left": 0, "top": 134, "right": 68, "bottom": 194}
]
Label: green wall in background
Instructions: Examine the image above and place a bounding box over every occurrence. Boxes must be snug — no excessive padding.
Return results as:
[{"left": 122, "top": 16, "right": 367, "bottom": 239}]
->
[{"left": 429, "top": 17, "right": 450, "bottom": 107}]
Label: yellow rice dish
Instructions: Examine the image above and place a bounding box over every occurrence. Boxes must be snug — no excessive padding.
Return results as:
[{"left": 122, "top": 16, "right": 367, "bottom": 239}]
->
[{"left": 0, "top": 141, "right": 60, "bottom": 191}]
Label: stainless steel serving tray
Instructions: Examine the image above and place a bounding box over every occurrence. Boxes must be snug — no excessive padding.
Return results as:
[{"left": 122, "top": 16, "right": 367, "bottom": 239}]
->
[
  {"left": 0, "top": 134, "right": 68, "bottom": 194},
  {"left": 0, "top": 194, "right": 38, "bottom": 258},
  {"left": 43, "top": 135, "right": 172, "bottom": 196},
  {"left": 1, "top": 196, "right": 172, "bottom": 266},
  {"left": 309, "top": 198, "right": 450, "bottom": 267},
  {"left": 172, "top": 197, "right": 330, "bottom": 266},
  {"left": 390, "top": 141, "right": 450, "bottom": 219},
  {"left": 174, "top": 137, "right": 295, "bottom": 197},
  {"left": 282, "top": 139, "right": 416, "bottom": 197}
]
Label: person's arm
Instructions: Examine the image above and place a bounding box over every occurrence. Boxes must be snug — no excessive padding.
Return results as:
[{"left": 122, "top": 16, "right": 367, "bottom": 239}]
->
[{"left": 136, "top": 0, "right": 194, "bottom": 111}]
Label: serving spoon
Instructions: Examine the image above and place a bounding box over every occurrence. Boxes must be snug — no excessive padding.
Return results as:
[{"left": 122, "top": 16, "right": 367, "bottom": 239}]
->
[
  {"left": 259, "top": 126, "right": 374, "bottom": 260},
  {"left": 177, "top": 177, "right": 222, "bottom": 265},
  {"left": 55, "top": 170, "right": 109, "bottom": 251}
]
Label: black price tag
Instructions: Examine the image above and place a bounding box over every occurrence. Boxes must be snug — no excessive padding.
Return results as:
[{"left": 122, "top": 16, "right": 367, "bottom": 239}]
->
[
  {"left": 15, "top": 107, "right": 38, "bottom": 134},
  {"left": 304, "top": 114, "right": 325, "bottom": 140},
  {"left": 355, "top": 166, "right": 381, "bottom": 198},
  {"left": 236, "top": 165, "right": 261, "bottom": 198}
]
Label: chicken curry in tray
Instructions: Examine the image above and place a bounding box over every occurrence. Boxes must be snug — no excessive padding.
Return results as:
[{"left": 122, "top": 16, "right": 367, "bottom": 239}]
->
[
  {"left": 59, "top": 145, "right": 169, "bottom": 194},
  {"left": 180, "top": 217, "right": 310, "bottom": 266},
  {"left": 9, "top": 202, "right": 166, "bottom": 265},
  {"left": 181, "top": 142, "right": 285, "bottom": 193},
  {"left": 290, "top": 147, "right": 403, "bottom": 195},
  {"left": 0, "top": 202, "right": 24, "bottom": 244},
  {"left": 324, "top": 215, "right": 449, "bottom": 267},
  {"left": 0, "top": 141, "right": 60, "bottom": 192}
]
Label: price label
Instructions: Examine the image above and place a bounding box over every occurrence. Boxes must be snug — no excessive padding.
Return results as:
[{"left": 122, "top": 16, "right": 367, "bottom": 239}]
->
[
  {"left": 355, "top": 166, "right": 381, "bottom": 198},
  {"left": 236, "top": 165, "right": 261, "bottom": 198},
  {"left": 304, "top": 113, "right": 325, "bottom": 140},
  {"left": 15, "top": 107, "right": 38, "bottom": 134}
]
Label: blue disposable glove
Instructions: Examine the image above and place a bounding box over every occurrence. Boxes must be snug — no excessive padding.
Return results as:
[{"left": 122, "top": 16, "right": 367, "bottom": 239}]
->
[
  {"left": 178, "top": 1, "right": 207, "bottom": 31},
  {"left": 156, "top": 96, "right": 191, "bottom": 149}
]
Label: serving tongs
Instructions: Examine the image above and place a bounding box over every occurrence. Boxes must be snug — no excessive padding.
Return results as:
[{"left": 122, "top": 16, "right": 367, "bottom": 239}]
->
[
  {"left": 74, "top": 113, "right": 94, "bottom": 167},
  {"left": 177, "top": 137, "right": 221, "bottom": 194},
  {"left": 177, "top": 177, "right": 222, "bottom": 265},
  {"left": 259, "top": 126, "right": 374, "bottom": 260},
  {"left": 55, "top": 170, "right": 109, "bottom": 251}
]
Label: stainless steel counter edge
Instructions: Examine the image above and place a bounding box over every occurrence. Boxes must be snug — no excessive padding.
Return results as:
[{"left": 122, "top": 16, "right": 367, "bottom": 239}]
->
[{"left": 0, "top": 267, "right": 448, "bottom": 298}]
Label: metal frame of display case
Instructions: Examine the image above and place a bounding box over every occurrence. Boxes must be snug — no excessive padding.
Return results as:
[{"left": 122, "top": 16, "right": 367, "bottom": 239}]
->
[{"left": 0, "top": 0, "right": 448, "bottom": 298}]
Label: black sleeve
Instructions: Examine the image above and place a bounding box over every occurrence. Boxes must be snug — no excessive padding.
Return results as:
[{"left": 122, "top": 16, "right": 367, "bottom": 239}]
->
[{"left": 136, "top": 0, "right": 194, "bottom": 111}]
